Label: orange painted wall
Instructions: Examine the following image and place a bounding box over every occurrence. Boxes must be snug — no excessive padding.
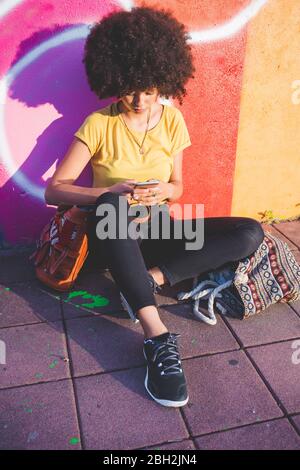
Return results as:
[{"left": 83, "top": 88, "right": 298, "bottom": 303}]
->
[{"left": 232, "top": 0, "right": 300, "bottom": 220}]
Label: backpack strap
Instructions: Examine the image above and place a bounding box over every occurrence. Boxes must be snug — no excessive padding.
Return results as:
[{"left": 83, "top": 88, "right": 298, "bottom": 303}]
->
[{"left": 48, "top": 246, "right": 70, "bottom": 276}]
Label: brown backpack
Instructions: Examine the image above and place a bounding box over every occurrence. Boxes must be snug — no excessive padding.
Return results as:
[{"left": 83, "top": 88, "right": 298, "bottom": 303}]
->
[{"left": 29, "top": 205, "right": 89, "bottom": 292}]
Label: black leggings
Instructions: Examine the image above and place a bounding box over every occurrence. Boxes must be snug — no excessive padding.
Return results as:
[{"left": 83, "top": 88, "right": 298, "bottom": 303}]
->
[{"left": 87, "top": 192, "right": 265, "bottom": 313}]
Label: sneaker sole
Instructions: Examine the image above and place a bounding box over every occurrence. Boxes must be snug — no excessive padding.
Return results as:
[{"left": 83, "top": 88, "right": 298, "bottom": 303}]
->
[{"left": 143, "top": 349, "right": 189, "bottom": 408}]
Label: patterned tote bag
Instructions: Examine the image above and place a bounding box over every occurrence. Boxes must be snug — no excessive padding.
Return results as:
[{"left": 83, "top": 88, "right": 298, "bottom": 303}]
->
[{"left": 177, "top": 232, "right": 300, "bottom": 325}]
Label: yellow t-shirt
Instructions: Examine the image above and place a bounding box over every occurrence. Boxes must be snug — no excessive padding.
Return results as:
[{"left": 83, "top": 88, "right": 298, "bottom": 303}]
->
[{"left": 74, "top": 101, "right": 191, "bottom": 205}]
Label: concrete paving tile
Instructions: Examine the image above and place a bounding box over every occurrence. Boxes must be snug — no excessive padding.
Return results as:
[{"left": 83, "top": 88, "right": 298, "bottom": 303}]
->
[
  {"left": 195, "top": 418, "right": 300, "bottom": 450},
  {"left": 225, "top": 302, "right": 300, "bottom": 347},
  {"left": 62, "top": 269, "right": 194, "bottom": 320},
  {"left": 0, "top": 283, "right": 62, "bottom": 328},
  {"left": 0, "top": 380, "right": 81, "bottom": 449},
  {"left": 263, "top": 224, "right": 299, "bottom": 251},
  {"left": 155, "top": 279, "right": 194, "bottom": 307},
  {"left": 273, "top": 221, "right": 300, "bottom": 249},
  {"left": 158, "top": 304, "right": 239, "bottom": 356},
  {"left": 61, "top": 270, "right": 125, "bottom": 318},
  {"left": 65, "top": 303, "right": 239, "bottom": 377},
  {"left": 287, "top": 251, "right": 300, "bottom": 317},
  {"left": 0, "top": 321, "right": 70, "bottom": 388},
  {"left": 181, "top": 351, "right": 282, "bottom": 436},
  {"left": 0, "top": 251, "right": 36, "bottom": 283},
  {"left": 144, "top": 439, "right": 196, "bottom": 450},
  {"left": 293, "top": 250, "right": 300, "bottom": 264},
  {"left": 289, "top": 300, "right": 300, "bottom": 318},
  {"left": 291, "top": 414, "right": 300, "bottom": 432},
  {"left": 65, "top": 315, "right": 142, "bottom": 376},
  {"left": 248, "top": 341, "right": 300, "bottom": 414},
  {"left": 74, "top": 370, "right": 189, "bottom": 450},
  {"left": 81, "top": 255, "right": 109, "bottom": 272}
]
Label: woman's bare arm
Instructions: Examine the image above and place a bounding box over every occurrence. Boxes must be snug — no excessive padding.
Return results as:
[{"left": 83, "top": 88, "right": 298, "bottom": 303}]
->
[
  {"left": 167, "top": 150, "right": 184, "bottom": 202},
  {"left": 44, "top": 138, "right": 109, "bottom": 206}
]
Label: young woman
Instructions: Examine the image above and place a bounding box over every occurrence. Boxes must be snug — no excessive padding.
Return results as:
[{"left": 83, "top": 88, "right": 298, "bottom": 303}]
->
[{"left": 45, "top": 6, "right": 265, "bottom": 408}]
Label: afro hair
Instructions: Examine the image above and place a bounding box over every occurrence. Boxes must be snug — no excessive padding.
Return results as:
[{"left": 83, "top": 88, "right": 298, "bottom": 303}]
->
[{"left": 82, "top": 4, "right": 196, "bottom": 105}]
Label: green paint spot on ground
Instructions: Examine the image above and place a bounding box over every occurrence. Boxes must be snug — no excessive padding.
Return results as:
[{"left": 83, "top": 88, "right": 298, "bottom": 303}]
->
[
  {"left": 67, "top": 290, "right": 88, "bottom": 300},
  {"left": 34, "top": 373, "right": 43, "bottom": 379},
  {"left": 5, "top": 287, "right": 10, "bottom": 291},
  {"left": 49, "top": 359, "right": 58, "bottom": 369},
  {"left": 82, "top": 295, "right": 109, "bottom": 308},
  {"left": 69, "top": 437, "right": 80, "bottom": 445},
  {"left": 65, "top": 290, "right": 110, "bottom": 309},
  {"left": 24, "top": 408, "right": 33, "bottom": 413}
]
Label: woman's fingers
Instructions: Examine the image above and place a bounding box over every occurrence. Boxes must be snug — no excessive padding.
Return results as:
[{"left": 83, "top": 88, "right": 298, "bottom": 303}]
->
[
  {"left": 133, "top": 194, "right": 161, "bottom": 205},
  {"left": 133, "top": 187, "right": 161, "bottom": 197},
  {"left": 122, "top": 185, "right": 163, "bottom": 206}
]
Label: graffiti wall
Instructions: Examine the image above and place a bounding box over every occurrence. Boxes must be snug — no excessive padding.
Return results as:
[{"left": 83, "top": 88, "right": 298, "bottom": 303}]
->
[{"left": 0, "top": 0, "right": 299, "bottom": 247}]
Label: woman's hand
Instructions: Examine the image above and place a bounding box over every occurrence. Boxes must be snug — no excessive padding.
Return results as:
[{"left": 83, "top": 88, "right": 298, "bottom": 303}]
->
[
  {"left": 109, "top": 179, "right": 137, "bottom": 198},
  {"left": 131, "top": 180, "right": 172, "bottom": 206}
]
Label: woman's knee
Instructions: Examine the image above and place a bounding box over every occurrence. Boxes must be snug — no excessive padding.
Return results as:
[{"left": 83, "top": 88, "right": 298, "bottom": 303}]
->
[
  {"left": 92, "top": 192, "right": 130, "bottom": 221},
  {"left": 239, "top": 218, "right": 265, "bottom": 254}
]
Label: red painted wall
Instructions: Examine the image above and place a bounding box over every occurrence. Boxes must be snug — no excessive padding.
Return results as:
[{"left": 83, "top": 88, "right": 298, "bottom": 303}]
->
[{"left": 0, "top": 0, "right": 268, "bottom": 246}]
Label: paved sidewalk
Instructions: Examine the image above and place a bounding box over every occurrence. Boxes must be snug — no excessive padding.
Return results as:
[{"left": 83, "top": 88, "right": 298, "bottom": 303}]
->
[{"left": 0, "top": 221, "right": 300, "bottom": 450}]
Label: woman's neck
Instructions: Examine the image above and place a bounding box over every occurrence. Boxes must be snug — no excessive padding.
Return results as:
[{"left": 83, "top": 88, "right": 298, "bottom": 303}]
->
[{"left": 117, "top": 100, "right": 155, "bottom": 124}]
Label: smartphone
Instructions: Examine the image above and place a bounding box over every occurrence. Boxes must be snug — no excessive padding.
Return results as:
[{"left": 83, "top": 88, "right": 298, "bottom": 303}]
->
[{"left": 134, "top": 179, "right": 160, "bottom": 188}]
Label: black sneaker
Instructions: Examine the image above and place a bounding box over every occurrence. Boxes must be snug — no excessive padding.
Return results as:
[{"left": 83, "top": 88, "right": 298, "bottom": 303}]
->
[{"left": 143, "top": 332, "right": 189, "bottom": 407}]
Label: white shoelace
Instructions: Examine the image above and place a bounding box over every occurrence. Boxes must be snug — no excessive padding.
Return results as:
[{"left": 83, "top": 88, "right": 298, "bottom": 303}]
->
[
  {"left": 177, "top": 269, "right": 248, "bottom": 326},
  {"left": 146, "top": 334, "right": 182, "bottom": 375}
]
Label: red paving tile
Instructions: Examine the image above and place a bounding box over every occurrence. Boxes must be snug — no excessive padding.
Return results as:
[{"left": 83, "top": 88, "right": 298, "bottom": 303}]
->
[
  {"left": 224, "top": 302, "right": 300, "bottom": 347},
  {"left": 195, "top": 418, "right": 300, "bottom": 450},
  {"left": 144, "top": 439, "right": 197, "bottom": 450},
  {"left": 65, "top": 315, "right": 142, "bottom": 376},
  {"left": 262, "top": 224, "right": 299, "bottom": 251},
  {"left": 293, "top": 251, "right": 300, "bottom": 264},
  {"left": 0, "top": 251, "right": 36, "bottom": 283},
  {"left": 1, "top": 219, "right": 299, "bottom": 449},
  {"left": 248, "top": 340, "right": 300, "bottom": 414},
  {"left": 0, "top": 283, "right": 62, "bottom": 328},
  {"left": 291, "top": 414, "right": 300, "bottom": 432},
  {"left": 61, "top": 270, "right": 126, "bottom": 318},
  {"left": 0, "top": 321, "right": 70, "bottom": 389},
  {"left": 74, "top": 370, "right": 189, "bottom": 450},
  {"left": 181, "top": 351, "right": 282, "bottom": 436},
  {"left": 65, "top": 303, "right": 239, "bottom": 377},
  {"left": 61, "top": 269, "right": 193, "bottom": 320},
  {"left": 288, "top": 252, "right": 300, "bottom": 318},
  {"left": 0, "top": 380, "right": 81, "bottom": 450},
  {"left": 273, "top": 221, "right": 300, "bottom": 249},
  {"left": 286, "top": 300, "right": 300, "bottom": 318},
  {"left": 156, "top": 304, "right": 239, "bottom": 356}
]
